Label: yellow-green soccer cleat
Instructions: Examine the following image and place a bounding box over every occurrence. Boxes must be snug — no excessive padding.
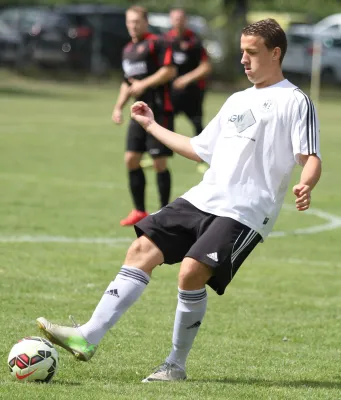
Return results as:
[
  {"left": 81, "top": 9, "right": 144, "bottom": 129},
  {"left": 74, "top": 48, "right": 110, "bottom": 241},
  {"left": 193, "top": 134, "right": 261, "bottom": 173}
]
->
[{"left": 36, "top": 317, "right": 97, "bottom": 362}]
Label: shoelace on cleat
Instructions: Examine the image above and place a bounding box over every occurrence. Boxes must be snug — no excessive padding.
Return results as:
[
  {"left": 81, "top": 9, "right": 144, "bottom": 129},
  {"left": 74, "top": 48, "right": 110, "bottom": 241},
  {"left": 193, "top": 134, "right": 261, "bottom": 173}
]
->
[
  {"left": 153, "top": 362, "right": 173, "bottom": 374},
  {"left": 69, "top": 315, "right": 80, "bottom": 328}
]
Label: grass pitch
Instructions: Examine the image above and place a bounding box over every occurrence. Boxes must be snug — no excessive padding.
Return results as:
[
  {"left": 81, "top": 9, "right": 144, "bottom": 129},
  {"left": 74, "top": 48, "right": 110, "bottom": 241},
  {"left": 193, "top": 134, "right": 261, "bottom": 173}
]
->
[{"left": 0, "top": 71, "right": 341, "bottom": 399}]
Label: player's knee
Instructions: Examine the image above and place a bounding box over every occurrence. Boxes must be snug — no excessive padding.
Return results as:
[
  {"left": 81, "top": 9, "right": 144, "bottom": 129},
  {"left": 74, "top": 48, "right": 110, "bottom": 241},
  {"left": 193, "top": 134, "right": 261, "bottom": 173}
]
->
[
  {"left": 153, "top": 157, "right": 167, "bottom": 172},
  {"left": 124, "top": 236, "right": 164, "bottom": 273},
  {"left": 178, "top": 259, "right": 212, "bottom": 290},
  {"left": 178, "top": 265, "right": 198, "bottom": 288},
  {"left": 126, "top": 238, "right": 147, "bottom": 261},
  {"left": 124, "top": 152, "right": 141, "bottom": 170}
]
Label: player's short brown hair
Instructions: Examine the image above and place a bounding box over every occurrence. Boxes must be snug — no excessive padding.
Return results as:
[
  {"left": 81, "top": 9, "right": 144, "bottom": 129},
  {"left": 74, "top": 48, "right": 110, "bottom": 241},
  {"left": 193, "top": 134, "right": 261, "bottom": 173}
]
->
[
  {"left": 170, "top": 8, "right": 186, "bottom": 15},
  {"left": 242, "top": 18, "right": 287, "bottom": 64},
  {"left": 126, "top": 5, "right": 148, "bottom": 21}
]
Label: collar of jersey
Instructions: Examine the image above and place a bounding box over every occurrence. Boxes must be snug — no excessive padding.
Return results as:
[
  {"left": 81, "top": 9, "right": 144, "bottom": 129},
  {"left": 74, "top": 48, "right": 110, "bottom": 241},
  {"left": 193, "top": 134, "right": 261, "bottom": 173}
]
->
[
  {"left": 252, "top": 78, "right": 288, "bottom": 90},
  {"left": 138, "top": 32, "right": 155, "bottom": 42}
]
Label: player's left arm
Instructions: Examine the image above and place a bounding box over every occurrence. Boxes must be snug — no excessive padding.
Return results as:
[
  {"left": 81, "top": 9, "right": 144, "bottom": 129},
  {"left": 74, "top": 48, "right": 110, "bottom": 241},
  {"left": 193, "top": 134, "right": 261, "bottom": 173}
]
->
[
  {"left": 175, "top": 60, "right": 212, "bottom": 86},
  {"left": 293, "top": 154, "right": 322, "bottom": 211},
  {"left": 174, "top": 47, "right": 212, "bottom": 89},
  {"left": 291, "top": 90, "right": 322, "bottom": 211},
  {"left": 138, "top": 64, "right": 177, "bottom": 88},
  {"left": 129, "top": 42, "right": 176, "bottom": 97}
]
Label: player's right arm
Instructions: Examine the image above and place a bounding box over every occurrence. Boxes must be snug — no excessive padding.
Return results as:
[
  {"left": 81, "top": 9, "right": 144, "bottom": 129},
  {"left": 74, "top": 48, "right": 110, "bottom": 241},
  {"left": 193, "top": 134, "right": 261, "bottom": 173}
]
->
[
  {"left": 112, "top": 82, "right": 131, "bottom": 124},
  {"left": 131, "top": 100, "right": 225, "bottom": 162},
  {"left": 131, "top": 101, "right": 201, "bottom": 161}
]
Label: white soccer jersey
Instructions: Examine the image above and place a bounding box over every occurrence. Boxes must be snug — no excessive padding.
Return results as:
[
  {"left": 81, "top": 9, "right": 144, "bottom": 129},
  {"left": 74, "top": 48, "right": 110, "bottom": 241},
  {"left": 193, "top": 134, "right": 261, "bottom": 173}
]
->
[{"left": 181, "top": 79, "right": 321, "bottom": 239}]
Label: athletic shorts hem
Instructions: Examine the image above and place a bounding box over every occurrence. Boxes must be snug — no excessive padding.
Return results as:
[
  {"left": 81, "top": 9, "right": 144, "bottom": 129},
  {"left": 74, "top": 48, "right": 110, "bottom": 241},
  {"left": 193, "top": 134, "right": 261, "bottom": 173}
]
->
[
  {"left": 127, "top": 113, "right": 174, "bottom": 158},
  {"left": 134, "top": 224, "right": 172, "bottom": 264}
]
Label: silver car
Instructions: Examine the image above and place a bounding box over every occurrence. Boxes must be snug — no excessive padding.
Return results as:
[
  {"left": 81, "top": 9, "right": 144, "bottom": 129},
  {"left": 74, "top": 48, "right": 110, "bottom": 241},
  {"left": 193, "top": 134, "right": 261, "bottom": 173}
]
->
[{"left": 282, "top": 25, "right": 341, "bottom": 83}]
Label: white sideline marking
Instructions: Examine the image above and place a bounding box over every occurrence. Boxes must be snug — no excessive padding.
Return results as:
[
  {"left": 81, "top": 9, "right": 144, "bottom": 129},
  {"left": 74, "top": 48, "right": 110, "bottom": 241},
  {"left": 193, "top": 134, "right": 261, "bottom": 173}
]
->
[
  {"left": 1, "top": 173, "right": 341, "bottom": 240},
  {"left": 0, "top": 173, "right": 190, "bottom": 193},
  {"left": 0, "top": 235, "right": 133, "bottom": 245},
  {"left": 270, "top": 205, "right": 341, "bottom": 237},
  {"left": 258, "top": 256, "right": 341, "bottom": 268},
  {"left": 0, "top": 207, "right": 340, "bottom": 245},
  {"left": 0, "top": 173, "right": 121, "bottom": 190}
]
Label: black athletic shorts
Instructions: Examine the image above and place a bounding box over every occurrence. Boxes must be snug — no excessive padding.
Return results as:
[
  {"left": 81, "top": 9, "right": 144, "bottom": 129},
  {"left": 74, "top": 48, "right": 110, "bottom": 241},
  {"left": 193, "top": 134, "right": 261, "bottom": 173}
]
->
[
  {"left": 135, "top": 198, "right": 262, "bottom": 295},
  {"left": 127, "top": 112, "right": 174, "bottom": 158},
  {"left": 172, "top": 85, "right": 205, "bottom": 119}
]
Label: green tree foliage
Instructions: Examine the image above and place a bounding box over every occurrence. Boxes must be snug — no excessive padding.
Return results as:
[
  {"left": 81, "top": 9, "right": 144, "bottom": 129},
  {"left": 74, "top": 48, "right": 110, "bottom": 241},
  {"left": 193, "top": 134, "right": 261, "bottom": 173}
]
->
[{"left": 2, "top": 0, "right": 341, "bottom": 21}]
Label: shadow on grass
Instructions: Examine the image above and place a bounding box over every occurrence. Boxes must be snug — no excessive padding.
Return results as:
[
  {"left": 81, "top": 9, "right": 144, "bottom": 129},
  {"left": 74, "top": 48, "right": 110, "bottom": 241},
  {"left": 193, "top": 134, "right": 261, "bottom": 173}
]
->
[
  {"left": 51, "top": 380, "right": 82, "bottom": 386},
  {"left": 191, "top": 377, "right": 341, "bottom": 389}
]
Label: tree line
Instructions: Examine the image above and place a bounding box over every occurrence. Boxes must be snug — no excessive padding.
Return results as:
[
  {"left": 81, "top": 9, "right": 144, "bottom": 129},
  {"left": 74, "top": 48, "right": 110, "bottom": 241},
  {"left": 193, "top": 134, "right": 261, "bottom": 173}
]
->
[{"left": 1, "top": 0, "right": 341, "bottom": 21}]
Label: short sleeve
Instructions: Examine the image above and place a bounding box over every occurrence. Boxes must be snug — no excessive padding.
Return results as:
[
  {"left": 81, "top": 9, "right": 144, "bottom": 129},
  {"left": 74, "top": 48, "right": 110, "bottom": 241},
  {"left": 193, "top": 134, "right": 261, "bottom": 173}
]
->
[
  {"left": 200, "top": 45, "right": 209, "bottom": 62},
  {"left": 190, "top": 41, "right": 208, "bottom": 64},
  {"left": 184, "top": 30, "right": 202, "bottom": 49},
  {"left": 291, "top": 89, "right": 321, "bottom": 165},
  {"left": 190, "top": 100, "right": 228, "bottom": 164},
  {"left": 123, "top": 72, "right": 130, "bottom": 85},
  {"left": 155, "top": 38, "right": 175, "bottom": 67},
  {"left": 122, "top": 45, "right": 131, "bottom": 84}
]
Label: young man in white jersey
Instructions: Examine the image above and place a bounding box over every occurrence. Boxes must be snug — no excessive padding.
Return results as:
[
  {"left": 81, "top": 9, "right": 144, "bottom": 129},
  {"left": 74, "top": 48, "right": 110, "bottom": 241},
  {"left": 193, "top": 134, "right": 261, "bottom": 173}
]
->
[{"left": 36, "top": 19, "right": 322, "bottom": 382}]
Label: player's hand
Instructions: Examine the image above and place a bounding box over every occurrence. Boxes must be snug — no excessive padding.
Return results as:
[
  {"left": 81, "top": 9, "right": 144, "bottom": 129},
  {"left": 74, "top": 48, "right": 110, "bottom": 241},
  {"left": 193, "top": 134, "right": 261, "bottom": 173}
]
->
[
  {"left": 129, "top": 79, "right": 147, "bottom": 97},
  {"left": 173, "top": 76, "right": 189, "bottom": 90},
  {"left": 112, "top": 108, "right": 123, "bottom": 125},
  {"left": 293, "top": 184, "right": 312, "bottom": 211},
  {"left": 131, "top": 101, "right": 155, "bottom": 131}
]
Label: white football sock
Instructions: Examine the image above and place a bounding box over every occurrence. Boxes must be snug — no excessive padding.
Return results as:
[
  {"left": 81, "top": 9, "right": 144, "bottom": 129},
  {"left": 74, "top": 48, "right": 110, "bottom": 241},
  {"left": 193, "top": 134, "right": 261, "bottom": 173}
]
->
[
  {"left": 166, "top": 288, "right": 207, "bottom": 370},
  {"left": 79, "top": 265, "right": 150, "bottom": 345}
]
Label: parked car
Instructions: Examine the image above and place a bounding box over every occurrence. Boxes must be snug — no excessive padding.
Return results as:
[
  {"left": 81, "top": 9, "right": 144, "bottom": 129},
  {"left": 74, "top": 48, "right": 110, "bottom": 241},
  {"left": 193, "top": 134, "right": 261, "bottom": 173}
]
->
[
  {"left": 282, "top": 25, "right": 341, "bottom": 83},
  {"left": 0, "top": 5, "right": 161, "bottom": 73},
  {"left": 314, "top": 13, "right": 341, "bottom": 35},
  {"left": 0, "top": 20, "right": 21, "bottom": 65}
]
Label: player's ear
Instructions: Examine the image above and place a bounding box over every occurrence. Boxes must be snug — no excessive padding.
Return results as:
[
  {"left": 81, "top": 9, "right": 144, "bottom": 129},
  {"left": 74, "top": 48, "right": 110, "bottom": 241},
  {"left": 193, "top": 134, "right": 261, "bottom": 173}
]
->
[{"left": 272, "top": 47, "right": 281, "bottom": 62}]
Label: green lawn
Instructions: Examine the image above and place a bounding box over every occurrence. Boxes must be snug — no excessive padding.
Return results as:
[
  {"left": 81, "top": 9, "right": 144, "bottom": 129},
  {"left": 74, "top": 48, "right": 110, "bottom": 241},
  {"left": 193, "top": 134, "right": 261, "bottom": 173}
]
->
[{"left": 0, "top": 70, "right": 341, "bottom": 400}]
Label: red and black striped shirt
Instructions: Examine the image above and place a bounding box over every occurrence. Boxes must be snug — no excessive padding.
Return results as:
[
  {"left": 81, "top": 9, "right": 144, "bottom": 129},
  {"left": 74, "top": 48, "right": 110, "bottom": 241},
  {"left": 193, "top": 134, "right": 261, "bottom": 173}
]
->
[
  {"left": 122, "top": 32, "right": 174, "bottom": 113},
  {"left": 164, "top": 29, "right": 209, "bottom": 90}
]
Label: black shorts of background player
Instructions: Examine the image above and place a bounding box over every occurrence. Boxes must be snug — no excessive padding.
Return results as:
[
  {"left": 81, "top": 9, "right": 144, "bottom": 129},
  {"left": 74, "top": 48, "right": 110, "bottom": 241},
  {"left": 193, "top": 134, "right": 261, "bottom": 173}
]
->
[
  {"left": 165, "top": 8, "right": 212, "bottom": 137},
  {"left": 111, "top": 6, "right": 176, "bottom": 226}
]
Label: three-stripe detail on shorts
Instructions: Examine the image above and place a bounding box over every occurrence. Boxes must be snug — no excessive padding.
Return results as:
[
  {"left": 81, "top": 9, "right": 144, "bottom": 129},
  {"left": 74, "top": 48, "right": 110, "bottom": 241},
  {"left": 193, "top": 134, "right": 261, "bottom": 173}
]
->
[{"left": 231, "top": 229, "right": 258, "bottom": 265}]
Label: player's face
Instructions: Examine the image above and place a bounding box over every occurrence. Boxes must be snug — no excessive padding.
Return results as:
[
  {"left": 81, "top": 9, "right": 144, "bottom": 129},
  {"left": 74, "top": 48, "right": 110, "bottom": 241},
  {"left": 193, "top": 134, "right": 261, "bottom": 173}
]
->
[
  {"left": 240, "top": 34, "right": 281, "bottom": 87},
  {"left": 126, "top": 10, "right": 148, "bottom": 41},
  {"left": 170, "top": 10, "right": 186, "bottom": 32}
]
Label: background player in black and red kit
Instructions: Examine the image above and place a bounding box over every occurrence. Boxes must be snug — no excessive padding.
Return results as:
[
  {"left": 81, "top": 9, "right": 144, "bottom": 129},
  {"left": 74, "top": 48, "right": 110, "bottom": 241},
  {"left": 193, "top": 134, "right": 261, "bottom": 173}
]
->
[
  {"left": 165, "top": 8, "right": 212, "bottom": 173},
  {"left": 112, "top": 5, "right": 176, "bottom": 226}
]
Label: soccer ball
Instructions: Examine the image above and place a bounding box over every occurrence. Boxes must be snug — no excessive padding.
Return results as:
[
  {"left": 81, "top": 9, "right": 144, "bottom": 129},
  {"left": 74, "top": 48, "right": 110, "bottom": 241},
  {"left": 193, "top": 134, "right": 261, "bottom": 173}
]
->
[{"left": 8, "top": 336, "right": 59, "bottom": 383}]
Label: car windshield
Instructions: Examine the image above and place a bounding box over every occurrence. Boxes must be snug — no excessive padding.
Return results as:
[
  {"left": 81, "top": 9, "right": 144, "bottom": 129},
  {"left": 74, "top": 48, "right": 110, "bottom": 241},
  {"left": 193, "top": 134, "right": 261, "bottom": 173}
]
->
[{"left": 0, "top": 20, "right": 14, "bottom": 35}]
